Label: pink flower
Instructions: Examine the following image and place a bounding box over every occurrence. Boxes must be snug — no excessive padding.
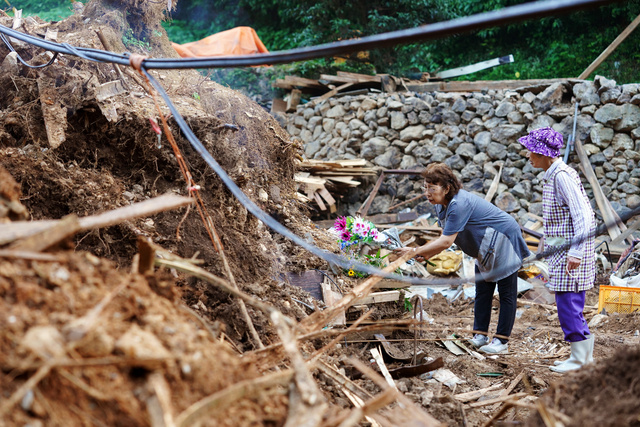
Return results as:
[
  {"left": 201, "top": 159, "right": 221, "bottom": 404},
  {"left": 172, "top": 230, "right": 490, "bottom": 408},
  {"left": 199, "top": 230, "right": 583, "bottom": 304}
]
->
[{"left": 332, "top": 216, "right": 347, "bottom": 233}]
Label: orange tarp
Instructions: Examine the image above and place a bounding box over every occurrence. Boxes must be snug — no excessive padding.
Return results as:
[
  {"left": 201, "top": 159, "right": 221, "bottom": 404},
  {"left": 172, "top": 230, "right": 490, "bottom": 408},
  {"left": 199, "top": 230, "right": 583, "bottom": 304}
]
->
[{"left": 172, "top": 26, "right": 269, "bottom": 58}]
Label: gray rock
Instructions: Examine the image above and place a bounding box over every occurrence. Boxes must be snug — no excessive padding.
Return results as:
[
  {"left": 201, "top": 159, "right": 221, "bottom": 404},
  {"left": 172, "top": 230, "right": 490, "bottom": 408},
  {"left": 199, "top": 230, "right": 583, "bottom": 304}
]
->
[
  {"left": 491, "top": 125, "right": 525, "bottom": 144},
  {"left": 529, "top": 115, "right": 556, "bottom": 130},
  {"left": 373, "top": 147, "right": 402, "bottom": 168},
  {"left": 433, "top": 133, "right": 449, "bottom": 147},
  {"left": 589, "top": 123, "right": 614, "bottom": 148},
  {"left": 326, "top": 105, "right": 346, "bottom": 118},
  {"left": 400, "top": 125, "right": 426, "bottom": 142},
  {"left": 369, "top": 195, "right": 393, "bottom": 215},
  {"left": 631, "top": 94, "right": 640, "bottom": 105},
  {"left": 400, "top": 155, "right": 418, "bottom": 169},
  {"left": 590, "top": 152, "right": 607, "bottom": 165},
  {"left": 594, "top": 104, "right": 623, "bottom": 127},
  {"left": 627, "top": 194, "right": 640, "bottom": 209},
  {"left": 387, "top": 100, "right": 404, "bottom": 110},
  {"left": 615, "top": 104, "right": 640, "bottom": 131},
  {"left": 613, "top": 133, "right": 634, "bottom": 151},
  {"left": 348, "top": 119, "right": 366, "bottom": 131},
  {"left": 529, "top": 202, "right": 543, "bottom": 217},
  {"left": 512, "top": 181, "right": 532, "bottom": 199},
  {"left": 456, "top": 143, "right": 477, "bottom": 159},
  {"left": 476, "top": 102, "right": 493, "bottom": 115},
  {"left": 390, "top": 111, "right": 409, "bottom": 130},
  {"left": 618, "top": 182, "right": 640, "bottom": 194},
  {"left": 486, "top": 142, "right": 508, "bottom": 160},
  {"left": 600, "top": 88, "right": 622, "bottom": 104},
  {"left": 466, "top": 118, "right": 485, "bottom": 136},
  {"left": 360, "top": 98, "right": 377, "bottom": 110},
  {"left": 465, "top": 177, "right": 485, "bottom": 192},
  {"left": 305, "top": 140, "right": 323, "bottom": 157},
  {"left": 442, "top": 111, "right": 461, "bottom": 125},
  {"left": 495, "top": 102, "right": 516, "bottom": 117},
  {"left": 595, "top": 75, "right": 617, "bottom": 91},
  {"left": 430, "top": 146, "right": 454, "bottom": 162},
  {"left": 473, "top": 152, "right": 490, "bottom": 165},
  {"left": 361, "top": 137, "right": 390, "bottom": 160},
  {"left": 507, "top": 111, "right": 524, "bottom": 124},
  {"left": 495, "top": 192, "right": 520, "bottom": 212},
  {"left": 502, "top": 167, "right": 523, "bottom": 186},
  {"left": 452, "top": 98, "right": 467, "bottom": 113},
  {"left": 445, "top": 154, "right": 466, "bottom": 170},
  {"left": 474, "top": 131, "right": 492, "bottom": 151},
  {"left": 461, "top": 110, "right": 477, "bottom": 122},
  {"left": 461, "top": 163, "right": 483, "bottom": 180},
  {"left": 533, "top": 82, "right": 566, "bottom": 112}
]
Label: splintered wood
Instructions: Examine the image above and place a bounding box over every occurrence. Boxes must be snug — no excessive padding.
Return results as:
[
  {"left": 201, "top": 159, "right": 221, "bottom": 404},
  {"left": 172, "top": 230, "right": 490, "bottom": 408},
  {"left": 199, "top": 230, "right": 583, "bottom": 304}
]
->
[{"left": 296, "top": 159, "right": 376, "bottom": 212}]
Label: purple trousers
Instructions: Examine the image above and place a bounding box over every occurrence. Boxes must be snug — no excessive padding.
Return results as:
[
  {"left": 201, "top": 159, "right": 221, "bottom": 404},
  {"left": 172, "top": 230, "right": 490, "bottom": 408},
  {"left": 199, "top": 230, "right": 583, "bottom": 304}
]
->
[{"left": 555, "top": 291, "right": 591, "bottom": 342}]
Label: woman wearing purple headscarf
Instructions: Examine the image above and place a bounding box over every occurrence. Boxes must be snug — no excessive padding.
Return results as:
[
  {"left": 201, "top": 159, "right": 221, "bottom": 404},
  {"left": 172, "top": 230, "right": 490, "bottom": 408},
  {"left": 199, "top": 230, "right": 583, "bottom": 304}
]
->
[{"left": 519, "top": 127, "right": 596, "bottom": 373}]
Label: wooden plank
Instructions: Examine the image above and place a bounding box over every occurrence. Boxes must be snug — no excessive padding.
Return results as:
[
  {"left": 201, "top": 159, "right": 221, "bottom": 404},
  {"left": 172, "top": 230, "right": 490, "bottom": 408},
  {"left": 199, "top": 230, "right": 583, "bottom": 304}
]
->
[
  {"left": 320, "top": 74, "right": 379, "bottom": 84},
  {"left": 405, "top": 78, "right": 571, "bottom": 93},
  {"left": 466, "top": 392, "right": 528, "bottom": 408},
  {"left": 337, "top": 71, "right": 382, "bottom": 83},
  {"left": 96, "top": 80, "right": 127, "bottom": 102},
  {"left": 294, "top": 174, "right": 327, "bottom": 185},
  {"left": 454, "top": 382, "right": 505, "bottom": 403},
  {"left": 574, "top": 138, "right": 625, "bottom": 240},
  {"left": 579, "top": 13, "right": 640, "bottom": 79},
  {"left": 372, "top": 278, "right": 411, "bottom": 289},
  {"left": 37, "top": 77, "right": 67, "bottom": 149},
  {"left": 309, "top": 83, "right": 353, "bottom": 106},
  {"left": 286, "top": 89, "right": 301, "bottom": 112},
  {"left": 283, "top": 270, "right": 323, "bottom": 300},
  {"left": 485, "top": 162, "right": 503, "bottom": 202},
  {"left": 354, "top": 291, "right": 400, "bottom": 305},
  {"left": 284, "top": 75, "right": 325, "bottom": 89},
  {"left": 369, "top": 348, "right": 397, "bottom": 390},
  {"left": 313, "top": 192, "right": 327, "bottom": 211},
  {"left": 611, "top": 215, "right": 640, "bottom": 246},
  {"left": 365, "top": 211, "right": 419, "bottom": 224},
  {"left": 9, "top": 214, "right": 80, "bottom": 252},
  {"left": 321, "top": 279, "right": 345, "bottom": 325},
  {"left": 435, "top": 55, "right": 514, "bottom": 79},
  {"left": 270, "top": 98, "right": 286, "bottom": 114},
  {"left": 325, "top": 177, "right": 361, "bottom": 186},
  {"left": 0, "top": 194, "right": 194, "bottom": 246}
]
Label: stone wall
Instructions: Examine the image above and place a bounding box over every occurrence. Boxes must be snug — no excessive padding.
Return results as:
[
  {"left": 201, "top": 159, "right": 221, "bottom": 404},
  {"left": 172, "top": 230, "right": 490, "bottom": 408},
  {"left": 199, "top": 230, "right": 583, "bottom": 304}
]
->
[{"left": 283, "top": 76, "right": 640, "bottom": 223}]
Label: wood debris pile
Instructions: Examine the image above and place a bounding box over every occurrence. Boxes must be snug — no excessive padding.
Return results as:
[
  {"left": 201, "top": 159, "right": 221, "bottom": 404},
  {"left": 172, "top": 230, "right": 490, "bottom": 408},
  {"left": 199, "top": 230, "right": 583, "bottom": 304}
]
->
[{"left": 295, "top": 159, "right": 377, "bottom": 212}]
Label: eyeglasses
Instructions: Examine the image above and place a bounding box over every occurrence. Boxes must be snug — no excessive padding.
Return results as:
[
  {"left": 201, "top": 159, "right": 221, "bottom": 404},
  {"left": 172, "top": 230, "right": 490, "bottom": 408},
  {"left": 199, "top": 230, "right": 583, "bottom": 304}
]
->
[{"left": 421, "top": 184, "right": 441, "bottom": 193}]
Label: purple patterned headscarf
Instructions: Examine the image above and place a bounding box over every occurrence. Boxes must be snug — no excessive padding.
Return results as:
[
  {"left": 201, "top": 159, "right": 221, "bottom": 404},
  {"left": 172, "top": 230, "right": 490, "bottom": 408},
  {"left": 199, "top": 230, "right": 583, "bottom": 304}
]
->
[{"left": 518, "top": 127, "right": 563, "bottom": 158}]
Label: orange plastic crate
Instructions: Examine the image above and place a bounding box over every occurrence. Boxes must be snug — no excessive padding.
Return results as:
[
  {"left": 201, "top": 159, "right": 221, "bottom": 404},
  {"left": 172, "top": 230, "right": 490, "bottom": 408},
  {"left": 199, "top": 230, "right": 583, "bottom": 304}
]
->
[{"left": 598, "top": 285, "right": 640, "bottom": 314}]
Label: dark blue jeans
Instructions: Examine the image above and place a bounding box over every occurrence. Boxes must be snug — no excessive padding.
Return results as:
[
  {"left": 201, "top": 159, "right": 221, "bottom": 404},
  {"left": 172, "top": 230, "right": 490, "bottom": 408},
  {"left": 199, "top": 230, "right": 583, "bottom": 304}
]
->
[{"left": 473, "top": 266, "right": 518, "bottom": 342}]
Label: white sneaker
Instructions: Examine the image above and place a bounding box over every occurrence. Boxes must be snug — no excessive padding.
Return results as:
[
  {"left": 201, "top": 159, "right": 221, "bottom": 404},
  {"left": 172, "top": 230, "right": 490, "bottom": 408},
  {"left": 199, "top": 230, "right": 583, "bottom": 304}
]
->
[
  {"left": 468, "top": 334, "right": 490, "bottom": 348},
  {"left": 479, "top": 338, "right": 508, "bottom": 354}
]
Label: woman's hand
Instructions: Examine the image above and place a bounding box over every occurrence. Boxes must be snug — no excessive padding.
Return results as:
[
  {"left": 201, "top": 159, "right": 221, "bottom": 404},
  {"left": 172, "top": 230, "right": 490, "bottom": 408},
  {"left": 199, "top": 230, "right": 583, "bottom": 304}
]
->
[
  {"left": 566, "top": 256, "right": 581, "bottom": 271},
  {"left": 395, "top": 246, "right": 417, "bottom": 257}
]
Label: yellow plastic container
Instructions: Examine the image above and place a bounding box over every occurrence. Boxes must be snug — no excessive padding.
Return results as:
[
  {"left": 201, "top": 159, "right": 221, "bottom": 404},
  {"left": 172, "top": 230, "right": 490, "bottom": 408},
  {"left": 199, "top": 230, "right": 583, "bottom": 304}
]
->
[{"left": 598, "top": 285, "right": 640, "bottom": 314}]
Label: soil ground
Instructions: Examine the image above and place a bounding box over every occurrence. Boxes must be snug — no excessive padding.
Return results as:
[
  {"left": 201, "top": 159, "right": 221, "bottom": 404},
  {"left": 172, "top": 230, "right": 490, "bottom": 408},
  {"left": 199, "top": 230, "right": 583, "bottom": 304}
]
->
[{"left": 1, "top": 3, "right": 640, "bottom": 426}]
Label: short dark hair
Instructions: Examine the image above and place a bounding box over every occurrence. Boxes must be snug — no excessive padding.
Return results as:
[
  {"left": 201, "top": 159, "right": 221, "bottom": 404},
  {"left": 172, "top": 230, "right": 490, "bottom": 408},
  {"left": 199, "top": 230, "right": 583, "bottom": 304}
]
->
[{"left": 421, "top": 163, "right": 462, "bottom": 204}]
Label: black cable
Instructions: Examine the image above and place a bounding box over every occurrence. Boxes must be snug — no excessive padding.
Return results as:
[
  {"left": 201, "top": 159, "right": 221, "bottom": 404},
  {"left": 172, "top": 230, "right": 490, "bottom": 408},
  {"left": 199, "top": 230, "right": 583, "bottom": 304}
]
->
[
  {"left": 0, "top": 33, "right": 58, "bottom": 68},
  {"left": 0, "top": 0, "right": 623, "bottom": 69}
]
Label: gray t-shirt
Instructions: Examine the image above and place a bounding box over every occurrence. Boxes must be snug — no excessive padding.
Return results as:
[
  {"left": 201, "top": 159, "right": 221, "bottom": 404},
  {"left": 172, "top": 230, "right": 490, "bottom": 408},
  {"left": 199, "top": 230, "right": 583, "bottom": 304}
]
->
[{"left": 435, "top": 190, "right": 530, "bottom": 281}]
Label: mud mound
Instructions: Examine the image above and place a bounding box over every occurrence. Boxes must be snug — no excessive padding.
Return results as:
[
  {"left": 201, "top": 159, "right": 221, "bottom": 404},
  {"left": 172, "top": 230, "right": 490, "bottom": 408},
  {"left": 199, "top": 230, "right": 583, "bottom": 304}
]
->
[
  {"left": 0, "top": 0, "right": 335, "bottom": 346},
  {"left": 0, "top": 252, "right": 287, "bottom": 426},
  {"left": 526, "top": 346, "right": 640, "bottom": 427}
]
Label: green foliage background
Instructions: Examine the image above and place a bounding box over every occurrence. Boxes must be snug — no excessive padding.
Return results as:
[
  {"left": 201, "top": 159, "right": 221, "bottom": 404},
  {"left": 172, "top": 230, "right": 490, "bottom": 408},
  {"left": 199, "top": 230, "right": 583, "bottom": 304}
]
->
[{"left": 7, "top": 0, "right": 640, "bottom": 94}]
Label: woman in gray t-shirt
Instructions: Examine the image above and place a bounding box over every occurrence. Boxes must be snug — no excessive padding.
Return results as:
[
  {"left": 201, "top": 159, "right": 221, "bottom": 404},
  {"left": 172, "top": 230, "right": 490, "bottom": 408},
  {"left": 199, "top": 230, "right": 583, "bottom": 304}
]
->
[{"left": 396, "top": 163, "right": 530, "bottom": 354}]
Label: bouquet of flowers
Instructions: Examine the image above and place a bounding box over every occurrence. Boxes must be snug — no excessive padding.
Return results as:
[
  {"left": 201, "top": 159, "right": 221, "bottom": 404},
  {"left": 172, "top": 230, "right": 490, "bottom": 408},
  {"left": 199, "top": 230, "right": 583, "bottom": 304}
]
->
[
  {"left": 330, "top": 216, "right": 390, "bottom": 277},
  {"left": 330, "top": 216, "right": 386, "bottom": 252}
]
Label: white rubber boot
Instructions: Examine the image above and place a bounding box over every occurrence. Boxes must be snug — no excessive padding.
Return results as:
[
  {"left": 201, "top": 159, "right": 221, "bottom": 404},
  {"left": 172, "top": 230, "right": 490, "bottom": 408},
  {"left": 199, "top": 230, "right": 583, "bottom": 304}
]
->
[
  {"left": 554, "top": 334, "right": 594, "bottom": 365},
  {"left": 550, "top": 338, "right": 590, "bottom": 373},
  {"left": 587, "top": 334, "right": 594, "bottom": 363}
]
